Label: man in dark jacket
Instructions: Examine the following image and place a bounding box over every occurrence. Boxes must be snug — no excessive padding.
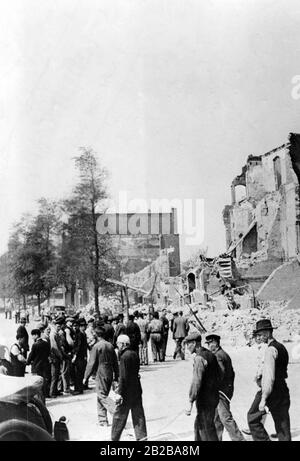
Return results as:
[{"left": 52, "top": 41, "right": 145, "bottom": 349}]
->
[
  {"left": 206, "top": 334, "right": 245, "bottom": 441},
  {"left": 102, "top": 315, "right": 115, "bottom": 344},
  {"left": 27, "top": 328, "right": 51, "bottom": 402},
  {"left": 72, "top": 318, "right": 88, "bottom": 395},
  {"left": 84, "top": 322, "right": 119, "bottom": 426},
  {"left": 113, "top": 314, "right": 126, "bottom": 347},
  {"left": 126, "top": 315, "right": 141, "bottom": 354},
  {"left": 111, "top": 334, "right": 147, "bottom": 441},
  {"left": 184, "top": 332, "right": 219, "bottom": 441},
  {"left": 160, "top": 309, "right": 169, "bottom": 361},
  {"left": 16, "top": 316, "right": 29, "bottom": 359},
  {"left": 247, "top": 319, "right": 291, "bottom": 441}
]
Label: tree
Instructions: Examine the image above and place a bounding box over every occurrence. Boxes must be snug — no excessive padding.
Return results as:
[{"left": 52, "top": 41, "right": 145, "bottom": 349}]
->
[
  {"left": 8, "top": 200, "right": 61, "bottom": 314},
  {"left": 63, "top": 147, "right": 116, "bottom": 316}
]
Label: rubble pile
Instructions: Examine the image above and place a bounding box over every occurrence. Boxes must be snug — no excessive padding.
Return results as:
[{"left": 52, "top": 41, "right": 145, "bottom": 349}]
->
[
  {"left": 237, "top": 249, "right": 268, "bottom": 270},
  {"left": 193, "top": 301, "right": 300, "bottom": 347}
]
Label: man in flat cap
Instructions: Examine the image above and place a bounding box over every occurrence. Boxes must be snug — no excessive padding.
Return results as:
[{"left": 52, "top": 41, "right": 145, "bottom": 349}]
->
[
  {"left": 84, "top": 322, "right": 119, "bottom": 426},
  {"left": 184, "top": 331, "right": 220, "bottom": 441},
  {"left": 49, "top": 317, "right": 64, "bottom": 398},
  {"left": 27, "top": 328, "right": 51, "bottom": 402},
  {"left": 247, "top": 319, "right": 291, "bottom": 441},
  {"left": 206, "top": 334, "right": 245, "bottom": 441},
  {"left": 16, "top": 316, "right": 29, "bottom": 359}
]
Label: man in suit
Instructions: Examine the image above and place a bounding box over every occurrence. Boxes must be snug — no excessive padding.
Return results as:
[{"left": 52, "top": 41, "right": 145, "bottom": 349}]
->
[
  {"left": 172, "top": 310, "right": 189, "bottom": 360},
  {"left": 16, "top": 316, "right": 29, "bottom": 359}
]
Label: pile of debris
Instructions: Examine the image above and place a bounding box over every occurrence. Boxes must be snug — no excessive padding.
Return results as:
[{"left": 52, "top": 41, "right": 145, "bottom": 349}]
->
[{"left": 193, "top": 301, "right": 300, "bottom": 347}]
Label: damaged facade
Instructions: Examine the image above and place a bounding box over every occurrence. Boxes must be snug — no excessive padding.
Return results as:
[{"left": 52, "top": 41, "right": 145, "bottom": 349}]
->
[{"left": 223, "top": 133, "right": 300, "bottom": 292}]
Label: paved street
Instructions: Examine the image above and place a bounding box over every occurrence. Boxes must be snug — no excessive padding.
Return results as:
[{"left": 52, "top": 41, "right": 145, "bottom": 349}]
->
[{"left": 1, "top": 314, "right": 300, "bottom": 441}]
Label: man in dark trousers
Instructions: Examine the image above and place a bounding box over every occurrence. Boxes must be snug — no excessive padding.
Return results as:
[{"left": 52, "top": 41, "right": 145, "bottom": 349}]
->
[
  {"left": 247, "top": 319, "right": 291, "bottom": 441},
  {"left": 172, "top": 310, "right": 189, "bottom": 360},
  {"left": 160, "top": 309, "right": 169, "bottom": 361},
  {"left": 16, "top": 316, "right": 29, "bottom": 359},
  {"left": 111, "top": 334, "right": 147, "bottom": 441},
  {"left": 205, "top": 333, "right": 245, "bottom": 441},
  {"left": 126, "top": 314, "right": 141, "bottom": 354},
  {"left": 72, "top": 318, "right": 88, "bottom": 395},
  {"left": 84, "top": 322, "right": 119, "bottom": 426},
  {"left": 27, "top": 328, "right": 51, "bottom": 402},
  {"left": 49, "top": 318, "right": 64, "bottom": 398},
  {"left": 184, "top": 332, "right": 219, "bottom": 441}
]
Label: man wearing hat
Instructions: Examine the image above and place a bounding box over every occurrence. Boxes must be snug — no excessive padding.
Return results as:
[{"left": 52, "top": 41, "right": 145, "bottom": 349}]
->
[
  {"left": 27, "top": 328, "right": 51, "bottom": 402},
  {"left": 16, "top": 316, "right": 29, "bottom": 359},
  {"left": 247, "top": 319, "right": 291, "bottom": 441},
  {"left": 205, "top": 334, "right": 245, "bottom": 441},
  {"left": 184, "top": 332, "right": 219, "bottom": 441},
  {"left": 84, "top": 322, "right": 119, "bottom": 426},
  {"left": 49, "top": 317, "right": 64, "bottom": 398},
  {"left": 72, "top": 318, "right": 88, "bottom": 395}
]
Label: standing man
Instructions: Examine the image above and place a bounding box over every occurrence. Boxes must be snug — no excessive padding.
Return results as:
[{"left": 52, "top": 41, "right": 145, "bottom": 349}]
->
[
  {"left": 172, "top": 310, "right": 189, "bottom": 360},
  {"left": 16, "top": 316, "right": 29, "bottom": 359},
  {"left": 49, "top": 318, "right": 64, "bottom": 398},
  {"left": 27, "top": 328, "right": 51, "bottom": 402},
  {"left": 111, "top": 334, "right": 147, "bottom": 441},
  {"left": 160, "top": 309, "right": 169, "bottom": 361},
  {"left": 84, "top": 322, "right": 119, "bottom": 427},
  {"left": 136, "top": 312, "right": 149, "bottom": 366},
  {"left": 10, "top": 334, "right": 27, "bottom": 377},
  {"left": 113, "top": 314, "right": 126, "bottom": 348},
  {"left": 247, "top": 319, "right": 291, "bottom": 441},
  {"left": 184, "top": 332, "right": 219, "bottom": 441},
  {"left": 72, "top": 318, "right": 88, "bottom": 395},
  {"left": 103, "top": 315, "right": 115, "bottom": 345},
  {"left": 148, "top": 311, "right": 164, "bottom": 362},
  {"left": 126, "top": 314, "right": 141, "bottom": 355},
  {"left": 205, "top": 334, "right": 245, "bottom": 441}
]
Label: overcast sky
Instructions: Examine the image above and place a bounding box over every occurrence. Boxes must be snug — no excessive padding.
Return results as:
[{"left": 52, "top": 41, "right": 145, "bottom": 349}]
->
[{"left": 0, "top": 0, "right": 299, "bottom": 260}]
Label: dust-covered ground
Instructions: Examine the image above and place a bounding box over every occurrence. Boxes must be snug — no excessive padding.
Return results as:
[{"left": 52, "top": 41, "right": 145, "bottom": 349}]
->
[{"left": 1, "top": 313, "right": 299, "bottom": 441}]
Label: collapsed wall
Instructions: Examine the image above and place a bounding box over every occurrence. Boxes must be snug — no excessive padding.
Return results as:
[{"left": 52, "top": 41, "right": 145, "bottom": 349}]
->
[{"left": 223, "top": 133, "right": 300, "bottom": 296}]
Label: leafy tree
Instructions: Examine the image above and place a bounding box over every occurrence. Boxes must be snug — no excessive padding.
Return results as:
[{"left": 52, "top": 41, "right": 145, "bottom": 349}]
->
[{"left": 63, "top": 147, "right": 117, "bottom": 315}]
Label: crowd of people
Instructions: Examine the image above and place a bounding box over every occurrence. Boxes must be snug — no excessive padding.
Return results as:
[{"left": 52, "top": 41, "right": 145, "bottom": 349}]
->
[{"left": 0, "top": 306, "right": 292, "bottom": 442}]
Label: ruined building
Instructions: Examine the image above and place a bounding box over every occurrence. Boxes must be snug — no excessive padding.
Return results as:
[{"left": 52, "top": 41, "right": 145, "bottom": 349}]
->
[{"left": 223, "top": 133, "right": 300, "bottom": 294}]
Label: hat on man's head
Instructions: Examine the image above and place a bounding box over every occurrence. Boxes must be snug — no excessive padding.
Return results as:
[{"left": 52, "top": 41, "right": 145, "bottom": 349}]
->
[
  {"left": 183, "top": 332, "right": 202, "bottom": 343},
  {"left": 66, "top": 317, "right": 74, "bottom": 323},
  {"left": 253, "top": 319, "right": 276, "bottom": 335},
  {"left": 79, "top": 319, "right": 87, "bottom": 327},
  {"left": 205, "top": 334, "right": 221, "bottom": 343}
]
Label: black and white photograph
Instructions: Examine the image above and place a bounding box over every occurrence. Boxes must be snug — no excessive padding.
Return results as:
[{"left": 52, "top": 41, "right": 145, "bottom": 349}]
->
[{"left": 0, "top": 0, "right": 299, "bottom": 445}]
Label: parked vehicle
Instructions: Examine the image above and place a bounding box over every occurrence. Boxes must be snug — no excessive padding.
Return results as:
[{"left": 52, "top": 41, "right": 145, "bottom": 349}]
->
[{"left": 0, "top": 374, "right": 69, "bottom": 441}]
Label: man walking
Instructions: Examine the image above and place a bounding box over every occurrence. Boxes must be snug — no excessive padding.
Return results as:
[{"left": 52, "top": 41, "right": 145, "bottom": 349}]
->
[
  {"left": 172, "top": 310, "right": 189, "bottom": 360},
  {"left": 184, "top": 332, "right": 219, "bottom": 441},
  {"left": 247, "top": 319, "right": 291, "bottom": 441},
  {"left": 84, "top": 322, "right": 119, "bottom": 427},
  {"left": 111, "top": 334, "right": 147, "bottom": 441},
  {"left": 205, "top": 333, "right": 245, "bottom": 441}
]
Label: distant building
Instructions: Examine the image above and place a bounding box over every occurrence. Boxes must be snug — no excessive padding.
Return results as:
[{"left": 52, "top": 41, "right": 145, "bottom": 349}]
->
[{"left": 98, "top": 208, "right": 181, "bottom": 276}]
